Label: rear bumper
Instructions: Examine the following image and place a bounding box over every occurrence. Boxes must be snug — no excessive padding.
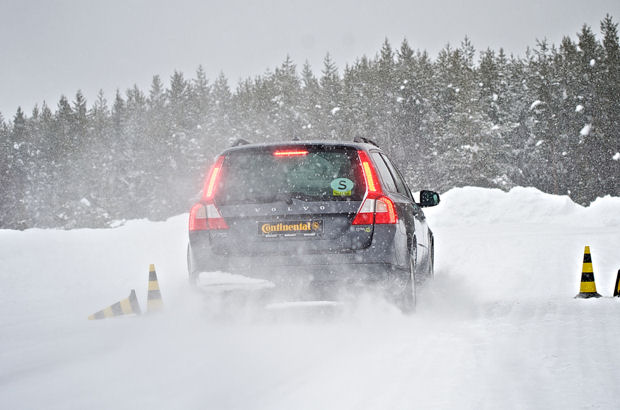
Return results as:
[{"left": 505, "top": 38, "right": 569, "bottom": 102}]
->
[{"left": 188, "top": 229, "right": 409, "bottom": 285}]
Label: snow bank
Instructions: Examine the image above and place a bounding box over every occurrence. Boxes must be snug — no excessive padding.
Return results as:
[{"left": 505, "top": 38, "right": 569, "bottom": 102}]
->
[{"left": 425, "top": 186, "right": 620, "bottom": 227}]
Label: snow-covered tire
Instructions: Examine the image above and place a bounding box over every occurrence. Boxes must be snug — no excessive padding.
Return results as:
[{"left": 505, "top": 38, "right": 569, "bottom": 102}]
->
[
  {"left": 427, "top": 238, "right": 435, "bottom": 280},
  {"left": 417, "top": 239, "right": 434, "bottom": 286},
  {"left": 397, "top": 254, "right": 417, "bottom": 314},
  {"left": 187, "top": 244, "right": 198, "bottom": 286}
]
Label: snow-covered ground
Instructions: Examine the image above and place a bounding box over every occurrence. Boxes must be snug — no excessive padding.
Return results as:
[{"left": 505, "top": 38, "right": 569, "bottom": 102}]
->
[{"left": 1, "top": 187, "right": 620, "bottom": 409}]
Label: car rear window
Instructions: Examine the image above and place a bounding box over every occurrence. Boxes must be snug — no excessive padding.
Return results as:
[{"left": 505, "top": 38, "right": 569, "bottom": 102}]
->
[{"left": 215, "top": 147, "right": 366, "bottom": 205}]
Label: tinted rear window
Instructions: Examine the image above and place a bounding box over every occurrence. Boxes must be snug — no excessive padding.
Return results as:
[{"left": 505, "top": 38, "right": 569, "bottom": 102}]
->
[{"left": 216, "top": 147, "right": 365, "bottom": 205}]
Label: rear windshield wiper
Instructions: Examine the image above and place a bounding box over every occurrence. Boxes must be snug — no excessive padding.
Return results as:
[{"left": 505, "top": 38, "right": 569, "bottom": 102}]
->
[
  {"left": 220, "top": 191, "right": 330, "bottom": 205},
  {"left": 249, "top": 192, "right": 323, "bottom": 204},
  {"left": 288, "top": 192, "right": 324, "bottom": 202},
  {"left": 248, "top": 193, "right": 296, "bottom": 204}
]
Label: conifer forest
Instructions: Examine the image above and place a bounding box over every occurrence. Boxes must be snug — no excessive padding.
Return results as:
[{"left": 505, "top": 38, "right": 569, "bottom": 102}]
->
[{"left": 1, "top": 16, "right": 618, "bottom": 229}]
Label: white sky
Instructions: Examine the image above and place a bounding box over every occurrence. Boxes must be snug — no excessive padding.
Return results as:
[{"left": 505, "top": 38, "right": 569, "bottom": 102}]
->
[{"left": 1, "top": 0, "right": 619, "bottom": 118}]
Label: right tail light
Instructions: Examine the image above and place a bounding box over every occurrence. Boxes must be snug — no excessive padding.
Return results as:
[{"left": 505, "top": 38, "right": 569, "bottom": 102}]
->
[{"left": 352, "top": 150, "right": 398, "bottom": 225}]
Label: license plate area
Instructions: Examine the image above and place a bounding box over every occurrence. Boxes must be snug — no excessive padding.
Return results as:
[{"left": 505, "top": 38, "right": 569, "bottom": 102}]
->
[{"left": 258, "top": 220, "right": 323, "bottom": 238}]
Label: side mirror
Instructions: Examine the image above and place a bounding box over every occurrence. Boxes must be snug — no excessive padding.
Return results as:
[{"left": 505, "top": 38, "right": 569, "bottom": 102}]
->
[{"left": 419, "top": 190, "right": 440, "bottom": 207}]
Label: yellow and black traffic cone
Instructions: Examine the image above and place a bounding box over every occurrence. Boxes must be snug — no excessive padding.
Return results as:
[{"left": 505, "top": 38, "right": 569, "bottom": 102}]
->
[
  {"left": 147, "top": 264, "right": 163, "bottom": 312},
  {"left": 613, "top": 269, "right": 620, "bottom": 297},
  {"left": 88, "top": 289, "right": 141, "bottom": 320},
  {"left": 575, "top": 246, "right": 601, "bottom": 298}
]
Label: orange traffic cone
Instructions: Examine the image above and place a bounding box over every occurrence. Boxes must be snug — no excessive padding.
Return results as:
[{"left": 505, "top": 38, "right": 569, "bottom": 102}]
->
[{"left": 575, "top": 246, "right": 601, "bottom": 298}]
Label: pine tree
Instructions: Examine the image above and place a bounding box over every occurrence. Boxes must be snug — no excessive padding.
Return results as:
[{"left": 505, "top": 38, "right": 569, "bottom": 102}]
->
[
  {"left": 478, "top": 49, "right": 501, "bottom": 123},
  {"left": 210, "top": 72, "right": 233, "bottom": 154},
  {"left": 88, "top": 90, "right": 114, "bottom": 223},
  {"left": 146, "top": 75, "right": 169, "bottom": 163},
  {"left": 0, "top": 111, "right": 9, "bottom": 227},
  {"left": 342, "top": 57, "right": 375, "bottom": 141},
  {"left": 123, "top": 85, "right": 152, "bottom": 218},
  {"left": 71, "top": 90, "right": 91, "bottom": 214},
  {"left": 319, "top": 53, "right": 343, "bottom": 139},
  {"left": 374, "top": 38, "right": 398, "bottom": 150},
  {"left": 5, "top": 107, "right": 28, "bottom": 227},
  {"left": 526, "top": 41, "right": 570, "bottom": 195},
  {"left": 106, "top": 90, "right": 128, "bottom": 218},
  {"left": 191, "top": 65, "right": 211, "bottom": 125},
  {"left": 145, "top": 75, "right": 172, "bottom": 214},
  {"left": 72, "top": 90, "right": 88, "bottom": 136},
  {"left": 111, "top": 89, "right": 126, "bottom": 138},
  {"left": 392, "top": 39, "right": 435, "bottom": 185},
  {"left": 299, "top": 61, "right": 321, "bottom": 139},
  {"left": 571, "top": 24, "right": 606, "bottom": 201},
  {"left": 168, "top": 70, "right": 191, "bottom": 133},
  {"left": 597, "top": 15, "right": 620, "bottom": 197},
  {"left": 55, "top": 95, "right": 73, "bottom": 153},
  {"left": 270, "top": 55, "right": 302, "bottom": 138},
  {"left": 555, "top": 36, "right": 586, "bottom": 198}
]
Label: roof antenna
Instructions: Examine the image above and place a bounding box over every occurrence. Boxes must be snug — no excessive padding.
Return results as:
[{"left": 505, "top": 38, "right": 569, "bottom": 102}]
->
[
  {"left": 230, "top": 138, "right": 251, "bottom": 147},
  {"left": 353, "top": 136, "right": 380, "bottom": 147}
]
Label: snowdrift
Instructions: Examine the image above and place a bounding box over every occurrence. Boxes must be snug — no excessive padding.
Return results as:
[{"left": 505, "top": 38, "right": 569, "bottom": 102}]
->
[{"left": 425, "top": 186, "right": 620, "bottom": 227}]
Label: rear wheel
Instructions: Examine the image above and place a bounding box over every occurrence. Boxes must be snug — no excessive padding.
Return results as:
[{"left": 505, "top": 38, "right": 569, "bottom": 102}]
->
[
  {"left": 417, "top": 239, "right": 434, "bottom": 285},
  {"left": 428, "top": 239, "right": 435, "bottom": 279},
  {"left": 187, "top": 244, "right": 198, "bottom": 286},
  {"left": 397, "top": 252, "right": 417, "bottom": 314}
]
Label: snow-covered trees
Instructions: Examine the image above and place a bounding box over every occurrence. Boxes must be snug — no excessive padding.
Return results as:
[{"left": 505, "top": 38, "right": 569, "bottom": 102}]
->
[{"left": 1, "top": 15, "right": 619, "bottom": 229}]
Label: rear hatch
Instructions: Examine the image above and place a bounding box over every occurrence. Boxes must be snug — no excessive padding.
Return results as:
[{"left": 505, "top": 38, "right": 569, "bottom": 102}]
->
[{"left": 210, "top": 145, "right": 372, "bottom": 256}]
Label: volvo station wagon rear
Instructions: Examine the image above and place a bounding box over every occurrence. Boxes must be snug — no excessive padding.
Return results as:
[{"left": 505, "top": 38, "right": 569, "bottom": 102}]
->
[{"left": 187, "top": 140, "right": 439, "bottom": 311}]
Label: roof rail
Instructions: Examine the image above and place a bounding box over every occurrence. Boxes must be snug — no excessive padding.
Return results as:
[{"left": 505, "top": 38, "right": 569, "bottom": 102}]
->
[
  {"left": 230, "top": 138, "right": 251, "bottom": 147},
  {"left": 353, "top": 136, "right": 380, "bottom": 148}
]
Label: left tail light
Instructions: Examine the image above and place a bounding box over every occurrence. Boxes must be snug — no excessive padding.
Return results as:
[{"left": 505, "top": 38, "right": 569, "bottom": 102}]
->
[
  {"left": 201, "top": 155, "right": 225, "bottom": 202},
  {"left": 189, "top": 203, "right": 228, "bottom": 231},
  {"left": 189, "top": 155, "right": 229, "bottom": 231}
]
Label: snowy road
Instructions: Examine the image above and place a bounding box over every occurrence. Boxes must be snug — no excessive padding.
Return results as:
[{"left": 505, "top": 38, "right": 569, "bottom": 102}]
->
[{"left": 1, "top": 187, "right": 620, "bottom": 409}]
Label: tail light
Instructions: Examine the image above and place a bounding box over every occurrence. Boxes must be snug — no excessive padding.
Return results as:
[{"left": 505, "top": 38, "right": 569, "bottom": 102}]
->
[
  {"left": 351, "top": 198, "right": 375, "bottom": 225},
  {"left": 190, "top": 156, "right": 229, "bottom": 231},
  {"left": 273, "top": 149, "right": 309, "bottom": 157},
  {"left": 352, "top": 150, "right": 398, "bottom": 225},
  {"left": 357, "top": 150, "right": 380, "bottom": 195},
  {"left": 374, "top": 196, "right": 397, "bottom": 224},
  {"left": 202, "top": 155, "right": 225, "bottom": 202},
  {"left": 189, "top": 203, "right": 229, "bottom": 231},
  {"left": 189, "top": 203, "right": 208, "bottom": 231}
]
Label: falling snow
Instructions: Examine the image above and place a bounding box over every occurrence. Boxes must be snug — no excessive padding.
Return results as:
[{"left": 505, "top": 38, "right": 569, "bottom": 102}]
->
[
  {"left": 580, "top": 124, "right": 592, "bottom": 136},
  {"left": 530, "top": 100, "right": 543, "bottom": 110}
]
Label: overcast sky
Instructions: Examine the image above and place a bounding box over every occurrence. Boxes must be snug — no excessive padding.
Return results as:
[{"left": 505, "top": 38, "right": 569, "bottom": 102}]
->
[{"left": 1, "top": 0, "right": 619, "bottom": 118}]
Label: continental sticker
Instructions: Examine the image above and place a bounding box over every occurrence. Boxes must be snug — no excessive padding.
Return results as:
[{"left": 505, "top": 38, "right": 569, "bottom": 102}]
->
[
  {"left": 259, "top": 221, "right": 323, "bottom": 236},
  {"left": 330, "top": 178, "right": 354, "bottom": 197}
]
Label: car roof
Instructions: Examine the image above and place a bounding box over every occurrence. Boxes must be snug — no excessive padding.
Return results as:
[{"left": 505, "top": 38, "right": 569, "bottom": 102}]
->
[{"left": 221, "top": 140, "right": 381, "bottom": 155}]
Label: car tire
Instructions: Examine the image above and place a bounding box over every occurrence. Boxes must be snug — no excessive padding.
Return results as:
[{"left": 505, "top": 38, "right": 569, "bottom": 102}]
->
[
  {"left": 187, "top": 244, "right": 198, "bottom": 286},
  {"left": 428, "top": 239, "right": 435, "bottom": 280},
  {"left": 397, "top": 252, "right": 417, "bottom": 314},
  {"left": 417, "top": 239, "right": 434, "bottom": 286}
]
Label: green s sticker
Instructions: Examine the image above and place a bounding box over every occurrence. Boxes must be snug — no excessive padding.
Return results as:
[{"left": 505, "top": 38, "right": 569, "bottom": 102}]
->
[{"left": 331, "top": 178, "right": 354, "bottom": 196}]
